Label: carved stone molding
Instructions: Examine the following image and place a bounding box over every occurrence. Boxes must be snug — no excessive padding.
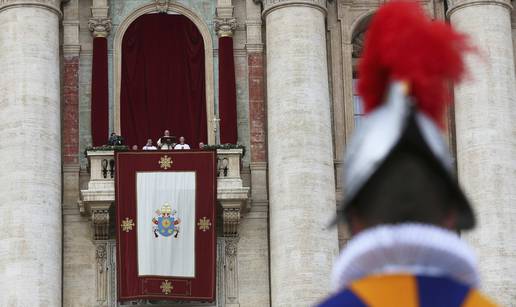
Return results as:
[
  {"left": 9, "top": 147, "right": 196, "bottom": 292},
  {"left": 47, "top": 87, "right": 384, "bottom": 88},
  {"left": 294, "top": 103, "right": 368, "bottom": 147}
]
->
[
  {"left": 258, "top": 0, "right": 327, "bottom": 16},
  {"left": 0, "top": 0, "right": 62, "bottom": 17},
  {"left": 155, "top": 0, "right": 171, "bottom": 13},
  {"left": 447, "top": 0, "right": 512, "bottom": 18},
  {"left": 214, "top": 17, "right": 237, "bottom": 37},
  {"left": 88, "top": 17, "right": 112, "bottom": 38},
  {"left": 224, "top": 237, "right": 240, "bottom": 306},
  {"left": 92, "top": 207, "right": 110, "bottom": 241}
]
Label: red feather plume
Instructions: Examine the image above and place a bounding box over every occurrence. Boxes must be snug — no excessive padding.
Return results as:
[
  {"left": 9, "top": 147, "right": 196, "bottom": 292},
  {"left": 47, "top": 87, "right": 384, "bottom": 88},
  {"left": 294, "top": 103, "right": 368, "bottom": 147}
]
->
[{"left": 357, "top": 1, "right": 474, "bottom": 127}]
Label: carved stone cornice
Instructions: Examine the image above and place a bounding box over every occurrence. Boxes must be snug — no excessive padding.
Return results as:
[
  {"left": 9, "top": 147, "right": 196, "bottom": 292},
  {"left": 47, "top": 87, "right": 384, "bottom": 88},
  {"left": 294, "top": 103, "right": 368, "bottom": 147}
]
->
[
  {"left": 447, "top": 0, "right": 512, "bottom": 18},
  {"left": 214, "top": 17, "right": 237, "bottom": 38},
  {"left": 0, "top": 0, "right": 62, "bottom": 16},
  {"left": 88, "top": 17, "right": 112, "bottom": 38},
  {"left": 258, "top": 0, "right": 327, "bottom": 17}
]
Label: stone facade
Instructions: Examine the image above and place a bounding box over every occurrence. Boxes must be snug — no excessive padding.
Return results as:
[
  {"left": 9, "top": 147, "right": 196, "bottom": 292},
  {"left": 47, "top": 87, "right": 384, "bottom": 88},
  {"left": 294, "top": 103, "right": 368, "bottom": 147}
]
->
[{"left": 0, "top": 0, "right": 515, "bottom": 306}]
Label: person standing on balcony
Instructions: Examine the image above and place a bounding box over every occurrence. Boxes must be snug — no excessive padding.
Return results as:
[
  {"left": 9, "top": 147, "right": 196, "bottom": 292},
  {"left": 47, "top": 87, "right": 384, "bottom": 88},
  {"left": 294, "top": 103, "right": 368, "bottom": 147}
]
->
[
  {"left": 157, "top": 129, "right": 175, "bottom": 150},
  {"left": 174, "top": 136, "right": 190, "bottom": 150},
  {"left": 142, "top": 139, "right": 157, "bottom": 150}
]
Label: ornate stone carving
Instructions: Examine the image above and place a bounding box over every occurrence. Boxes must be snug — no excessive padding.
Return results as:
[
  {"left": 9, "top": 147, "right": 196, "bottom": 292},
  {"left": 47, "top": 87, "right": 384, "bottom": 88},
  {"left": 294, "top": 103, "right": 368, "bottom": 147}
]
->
[
  {"left": 155, "top": 0, "right": 171, "bottom": 13},
  {"left": 88, "top": 17, "right": 112, "bottom": 38},
  {"left": 92, "top": 207, "right": 110, "bottom": 240},
  {"left": 214, "top": 17, "right": 237, "bottom": 37},
  {"left": 224, "top": 237, "right": 239, "bottom": 306},
  {"left": 352, "top": 31, "right": 365, "bottom": 58},
  {"left": 222, "top": 208, "right": 240, "bottom": 237},
  {"left": 96, "top": 243, "right": 108, "bottom": 304}
]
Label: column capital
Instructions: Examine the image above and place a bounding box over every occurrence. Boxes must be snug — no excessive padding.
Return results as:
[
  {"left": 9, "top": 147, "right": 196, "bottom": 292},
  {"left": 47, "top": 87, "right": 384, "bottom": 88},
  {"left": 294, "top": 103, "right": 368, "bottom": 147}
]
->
[
  {"left": 447, "top": 0, "right": 512, "bottom": 18},
  {"left": 258, "top": 0, "right": 327, "bottom": 17},
  {"left": 0, "top": 0, "right": 62, "bottom": 16},
  {"left": 214, "top": 17, "right": 237, "bottom": 37},
  {"left": 88, "top": 17, "right": 112, "bottom": 38}
]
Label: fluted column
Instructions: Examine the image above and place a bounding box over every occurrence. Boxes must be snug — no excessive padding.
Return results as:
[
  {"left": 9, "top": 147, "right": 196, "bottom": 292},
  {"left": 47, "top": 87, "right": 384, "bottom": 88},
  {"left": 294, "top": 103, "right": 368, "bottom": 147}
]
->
[
  {"left": 0, "top": 0, "right": 62, "bottom": 305},
  {"left": 448, "top": 1, "right": 516, "bottom": 305},
  {"left": 263, "top": 1, "right": 339, "bottom": 305}
]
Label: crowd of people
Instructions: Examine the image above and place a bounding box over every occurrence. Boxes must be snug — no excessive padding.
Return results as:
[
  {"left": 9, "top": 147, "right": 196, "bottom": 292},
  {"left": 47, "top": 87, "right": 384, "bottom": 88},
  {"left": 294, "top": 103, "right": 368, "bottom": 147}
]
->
[{"left": 109, "top": 130, "right": 205, "bottom": 151}]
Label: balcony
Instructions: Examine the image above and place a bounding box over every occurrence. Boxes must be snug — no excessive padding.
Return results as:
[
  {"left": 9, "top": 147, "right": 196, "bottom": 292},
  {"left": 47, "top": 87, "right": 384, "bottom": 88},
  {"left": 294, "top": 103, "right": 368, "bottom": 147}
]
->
[{"left": 79, "top": 148, "right": 250, "bottom": 241}]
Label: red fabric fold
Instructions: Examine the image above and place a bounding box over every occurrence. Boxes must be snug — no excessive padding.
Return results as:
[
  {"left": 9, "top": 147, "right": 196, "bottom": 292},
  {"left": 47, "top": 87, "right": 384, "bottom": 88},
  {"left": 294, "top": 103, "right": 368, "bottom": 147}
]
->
[
  {"left": 91, "top": 37, "right": 109, "bottom": 146},
  {"left": 218, "top": 36, "right": 238, "bottom": 144},
  {"left": 120, "top": 14, "right": 207, "bottom": 147}
]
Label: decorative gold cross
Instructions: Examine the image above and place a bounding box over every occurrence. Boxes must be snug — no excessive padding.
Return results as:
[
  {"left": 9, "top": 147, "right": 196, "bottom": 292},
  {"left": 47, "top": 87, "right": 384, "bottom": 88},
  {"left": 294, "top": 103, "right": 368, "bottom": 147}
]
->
[
  {"left": 158, "top": 155, "right": 173, "bottom": 170},
  {"left": 120, "top": 218, "right": 135, "bottom": 232},
  {"left": 160, "top": 280, "right": 173, "bottom": 295},
  {"left": 197, "top": 217, "right": 212, "bottom": 232}
]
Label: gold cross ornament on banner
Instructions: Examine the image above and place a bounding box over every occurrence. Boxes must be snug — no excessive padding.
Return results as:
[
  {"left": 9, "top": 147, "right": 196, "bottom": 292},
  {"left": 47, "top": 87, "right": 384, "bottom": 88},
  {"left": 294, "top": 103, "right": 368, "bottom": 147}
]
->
[
  {"left": 158, "top": 155, "right": 173, "bottom": 170},
  {"left": 160, "top": 280, "right": 173, "bottom": 295},
  {"left": 197, "top": 217, "right": 211, "bottom": 232},
  {"left": 121, "top": 218, "right": 135, "bottom": 232}
]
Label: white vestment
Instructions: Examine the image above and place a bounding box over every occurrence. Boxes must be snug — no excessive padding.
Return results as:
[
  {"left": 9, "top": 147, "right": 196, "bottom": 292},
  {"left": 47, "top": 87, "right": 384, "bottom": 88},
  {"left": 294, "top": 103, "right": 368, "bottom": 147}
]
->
[{"left": 174, "top": 144, "right": 190, "bottom": 150}]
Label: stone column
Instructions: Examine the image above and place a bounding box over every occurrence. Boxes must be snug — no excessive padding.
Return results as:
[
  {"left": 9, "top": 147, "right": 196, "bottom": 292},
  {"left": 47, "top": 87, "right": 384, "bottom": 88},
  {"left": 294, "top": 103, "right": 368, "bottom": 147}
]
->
[
  {"left": 262, "top": 1, "right": 339, "bottom": 305},
  {"left": 448, "top": 1, "right": 516, "bottom": 305},
  {"left": 0, "top": 1, "right": 62, "bottom": 306}
]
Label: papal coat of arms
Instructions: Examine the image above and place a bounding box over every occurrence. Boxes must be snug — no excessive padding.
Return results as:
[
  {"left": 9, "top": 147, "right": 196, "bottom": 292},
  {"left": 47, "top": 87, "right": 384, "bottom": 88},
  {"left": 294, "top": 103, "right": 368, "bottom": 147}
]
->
[{"left": 152, "top": 203, "right": 181, "bottom": 238}]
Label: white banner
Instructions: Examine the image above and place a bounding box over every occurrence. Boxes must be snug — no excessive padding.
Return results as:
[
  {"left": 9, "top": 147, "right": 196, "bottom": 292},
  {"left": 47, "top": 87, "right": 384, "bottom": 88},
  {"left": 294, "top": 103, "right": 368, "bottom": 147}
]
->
[{"left": 136, "top": 172, "right": 196, "bottom": 277}]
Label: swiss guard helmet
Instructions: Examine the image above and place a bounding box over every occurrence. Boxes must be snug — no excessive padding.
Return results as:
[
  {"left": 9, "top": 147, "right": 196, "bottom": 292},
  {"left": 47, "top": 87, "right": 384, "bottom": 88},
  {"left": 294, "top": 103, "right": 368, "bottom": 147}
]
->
[{"left": 335, "top": 1, "right": 476, "bottom": 230}]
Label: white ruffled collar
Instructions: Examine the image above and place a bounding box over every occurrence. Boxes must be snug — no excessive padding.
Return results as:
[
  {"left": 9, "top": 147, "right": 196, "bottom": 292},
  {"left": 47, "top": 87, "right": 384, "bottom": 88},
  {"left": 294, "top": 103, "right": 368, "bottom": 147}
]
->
[{"left": 331, "top": 223, "right": 479, "bottom": 291}]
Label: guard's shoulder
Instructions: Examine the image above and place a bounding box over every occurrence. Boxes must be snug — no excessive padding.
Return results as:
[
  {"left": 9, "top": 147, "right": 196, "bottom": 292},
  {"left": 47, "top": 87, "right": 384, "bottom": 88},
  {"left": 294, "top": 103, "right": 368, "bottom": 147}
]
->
[
  {"left": 317, "top": 289, "right": 366, "bottom": 307},
  {"left": 462, "top": 289, "right": 499, "bottom": 307}
]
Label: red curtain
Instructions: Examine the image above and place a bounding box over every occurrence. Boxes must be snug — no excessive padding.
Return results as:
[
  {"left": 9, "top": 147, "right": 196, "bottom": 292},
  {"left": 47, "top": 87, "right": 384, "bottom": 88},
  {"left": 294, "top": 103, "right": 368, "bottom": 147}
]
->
[
  {"left": 91, "top": 37, "right": 109, "bottom": 146},
  {"left": 218, "top": 36, "right": 238, "bottom": 144},
  {"left": 121, "top": 14, "right": 207, "bottom": 147}
]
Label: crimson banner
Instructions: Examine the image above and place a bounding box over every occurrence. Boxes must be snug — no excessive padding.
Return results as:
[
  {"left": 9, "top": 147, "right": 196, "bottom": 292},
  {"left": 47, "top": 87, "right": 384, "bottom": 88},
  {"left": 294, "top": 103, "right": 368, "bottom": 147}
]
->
[{"left": 116, "top": 151, "right": 216, "bottom": 302}]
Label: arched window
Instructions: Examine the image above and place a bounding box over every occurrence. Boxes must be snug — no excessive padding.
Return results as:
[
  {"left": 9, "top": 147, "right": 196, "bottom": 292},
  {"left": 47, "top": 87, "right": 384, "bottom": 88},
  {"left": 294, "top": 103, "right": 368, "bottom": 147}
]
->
[
  {"left": 113, "top": 3, "right": 216, "bottom": 145},
  {"left": 352, "top": 28, "right": 367, "bottom": 127},
  {"left": 120, "top": 13, "right": 207, "bottom": 147}
]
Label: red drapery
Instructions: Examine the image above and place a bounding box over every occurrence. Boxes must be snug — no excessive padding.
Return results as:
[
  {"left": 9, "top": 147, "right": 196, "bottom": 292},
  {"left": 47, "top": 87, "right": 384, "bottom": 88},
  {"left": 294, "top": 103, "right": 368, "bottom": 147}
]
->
[
  {"left": 218, "top": 36, "right": 238, "bottom": 144},
  {"left": 116, "top": 151, "right": 216, "bottom": 301},
  {"left": 91, "top": 37, "right": 109, "bottom": 146},
  {"left": 121, "top": 14, "right": 207, "bottom": 147}
]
